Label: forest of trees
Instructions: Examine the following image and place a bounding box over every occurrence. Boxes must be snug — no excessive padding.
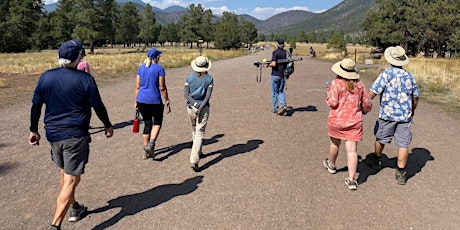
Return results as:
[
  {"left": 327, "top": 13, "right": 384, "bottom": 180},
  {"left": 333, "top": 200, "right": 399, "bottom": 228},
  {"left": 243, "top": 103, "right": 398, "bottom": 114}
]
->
[
  {"left": 0, "top": 0, "right": 459, "bottom": 58},
  {"left": 362, "top": 0, "right": 460, "bottom": 58},
  {"left": 0, "top": 0, "right": 258, "bottom": 53}
]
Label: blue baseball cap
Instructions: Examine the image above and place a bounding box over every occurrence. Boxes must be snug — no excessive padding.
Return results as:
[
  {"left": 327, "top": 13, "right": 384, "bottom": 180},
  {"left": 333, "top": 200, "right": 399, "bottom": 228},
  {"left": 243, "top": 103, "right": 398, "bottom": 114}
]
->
[
  {"left": 147, "top": 48, "right": 162, "bottom": 59},
  {"left": 58, "top": 39, "right": 83, "bottom": 62}
]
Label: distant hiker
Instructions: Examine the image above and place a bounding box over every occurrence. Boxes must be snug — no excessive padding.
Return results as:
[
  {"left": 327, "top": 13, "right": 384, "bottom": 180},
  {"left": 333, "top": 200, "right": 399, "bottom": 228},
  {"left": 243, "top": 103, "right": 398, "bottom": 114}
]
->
[
  {"left": 367, "top": 46, "right": 420, "bottom": 185},
  {"left": 29, "top": 39, "right": 114, "bottom": 230},
  {"left": 134, "top": 48, "right": 171, "bottom": 160},
  {"left": 323, "top": 58, "right": 372, "bottom": 190},
  {"left": 77, "top": 48, "right": 90, "bottom": 73},
  {"left": 184, "top": 56, "right": 214, "bottom": 172},
  {"left": 309, "top": 47, "right": 316, "bottom": 58},
  {"left": 265, "top": 38, "right": 288, "bottom": 115}
]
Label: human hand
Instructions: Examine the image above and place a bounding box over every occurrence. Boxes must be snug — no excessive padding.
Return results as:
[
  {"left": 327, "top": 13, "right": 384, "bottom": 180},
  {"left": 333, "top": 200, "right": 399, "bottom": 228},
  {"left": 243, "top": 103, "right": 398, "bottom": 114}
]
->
[
  {"left": 166, "top": 101, "right": 171, "bottom": 114},
  {"left": 104, "top": 127, "right": 114, "bottom": 138},
  {"left": 29, "top": 132, "right": 40, "bottom": 145}
]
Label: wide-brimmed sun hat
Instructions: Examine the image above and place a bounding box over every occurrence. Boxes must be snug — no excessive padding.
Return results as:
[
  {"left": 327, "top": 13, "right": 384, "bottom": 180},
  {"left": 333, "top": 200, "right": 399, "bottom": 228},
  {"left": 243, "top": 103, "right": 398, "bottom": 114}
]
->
[
  {"left": 191, "top": 56, "right": 212, "bottom": 72},
  {"left": 384, "top": 46, "right": 409, "bottom": 66},
  {"left": 331, "top": 58, "right": 360, "bottom": 80}
]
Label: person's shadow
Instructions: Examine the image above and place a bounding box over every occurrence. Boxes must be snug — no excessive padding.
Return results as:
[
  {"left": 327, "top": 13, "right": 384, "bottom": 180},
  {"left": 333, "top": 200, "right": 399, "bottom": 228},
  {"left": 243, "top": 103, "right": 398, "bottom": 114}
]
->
[
  {"left": 199, "top": 139, "right": 264, "bottom": 171},
  {"left": 285, "top": 105, "right": 317, "bottom": 116},
  {"left": 153, "top": 134, "right": 224, "bottom": 161},
  {"left": 356, "top": 148, "right": 434, "bottom": 184},
  {"left": 89, "top": 120, "right": 133, "bottom": 135},
  {"left": 86, "top": 176, "right": 204, "bottom": 230}
]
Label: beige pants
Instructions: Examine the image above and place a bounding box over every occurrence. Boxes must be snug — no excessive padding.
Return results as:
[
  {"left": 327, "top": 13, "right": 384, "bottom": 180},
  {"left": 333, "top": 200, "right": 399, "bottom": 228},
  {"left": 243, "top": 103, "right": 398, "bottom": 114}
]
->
[{"left": 187, "top": 105, "right": 210, "bottom": 164}]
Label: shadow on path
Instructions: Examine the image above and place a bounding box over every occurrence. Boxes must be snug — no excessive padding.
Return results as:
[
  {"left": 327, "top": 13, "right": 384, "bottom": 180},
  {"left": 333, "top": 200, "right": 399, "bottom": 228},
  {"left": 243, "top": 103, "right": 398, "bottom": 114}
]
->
[
  {"left": 86, "top": 176, "right": 204, "bottom": 230},
  {"left": 153, "top": 134, "right": 224, "bottom": 161},
  {"left": 199, "top": 139, "right": 264, "bottom": 171},
  {"left": 356, "top": 147, "right": 434, "bottom": 184},
  {"left": 285, "top": 105, "right": 317, "bottom": 116},
  {"left": 89, "top": 120, "right": 133, "bottom": 135}
]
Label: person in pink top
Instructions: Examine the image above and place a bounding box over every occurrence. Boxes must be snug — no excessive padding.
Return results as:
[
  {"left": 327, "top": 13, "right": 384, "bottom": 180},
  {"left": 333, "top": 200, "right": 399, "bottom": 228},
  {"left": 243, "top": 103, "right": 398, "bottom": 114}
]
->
[
  {"left": 77, "top": 48, "right": 90, "bottom": 73},
  {"left": 323, "top": 58, "right": 373, "bottom": 190}
]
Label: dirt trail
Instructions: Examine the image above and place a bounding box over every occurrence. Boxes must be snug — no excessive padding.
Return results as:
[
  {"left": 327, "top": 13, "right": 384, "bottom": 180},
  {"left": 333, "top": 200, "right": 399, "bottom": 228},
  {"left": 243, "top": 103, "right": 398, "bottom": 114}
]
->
[{"left": 1, "top": 49, "right": 459, "bottom": 229}]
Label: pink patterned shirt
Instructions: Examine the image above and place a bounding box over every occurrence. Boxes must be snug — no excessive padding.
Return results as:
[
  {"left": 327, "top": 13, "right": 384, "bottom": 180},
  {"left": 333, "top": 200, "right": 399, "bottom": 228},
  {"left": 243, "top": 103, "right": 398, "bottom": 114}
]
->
[{"left": 326, "top": 78, "right": 372, "bottom": 141}]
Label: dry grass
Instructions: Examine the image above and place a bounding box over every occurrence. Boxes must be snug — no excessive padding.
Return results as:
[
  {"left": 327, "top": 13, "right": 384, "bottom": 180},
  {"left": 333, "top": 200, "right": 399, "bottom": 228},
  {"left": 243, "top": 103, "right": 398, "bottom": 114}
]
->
[
  {"left": 0, "top": 46, "right": 245, "bottom": 108},
  {"left": 0, "top": 44, "right": 459, "bottom": 117}
]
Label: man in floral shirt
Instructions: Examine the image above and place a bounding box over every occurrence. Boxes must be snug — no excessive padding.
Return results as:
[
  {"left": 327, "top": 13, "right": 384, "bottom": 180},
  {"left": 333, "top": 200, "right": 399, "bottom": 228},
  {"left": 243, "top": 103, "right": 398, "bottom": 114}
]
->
[{"left": 368, "top": 46, "right": 420, "bottom": 185}]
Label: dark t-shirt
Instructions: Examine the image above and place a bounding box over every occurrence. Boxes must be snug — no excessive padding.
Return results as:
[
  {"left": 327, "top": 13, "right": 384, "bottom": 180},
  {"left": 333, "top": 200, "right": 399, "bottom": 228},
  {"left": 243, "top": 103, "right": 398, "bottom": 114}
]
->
[
  {"left": 271, "top": 48, "right": 287, "bottom": 77},
  {"left": 31, "top": 67, "right": 107, "bottom": 142}
]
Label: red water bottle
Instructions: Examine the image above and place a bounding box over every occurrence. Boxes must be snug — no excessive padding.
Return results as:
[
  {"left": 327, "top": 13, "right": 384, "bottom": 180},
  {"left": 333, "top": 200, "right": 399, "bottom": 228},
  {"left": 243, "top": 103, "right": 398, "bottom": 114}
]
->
[{"left": 132, "top": 109, "right": 140, "bottom": 133}]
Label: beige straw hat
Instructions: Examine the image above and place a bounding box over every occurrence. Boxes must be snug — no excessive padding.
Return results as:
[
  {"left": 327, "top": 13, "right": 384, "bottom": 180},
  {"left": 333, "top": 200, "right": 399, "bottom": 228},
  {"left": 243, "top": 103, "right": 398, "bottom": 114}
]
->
[
  {"left": 331, "top": 58, "right": 360, "bottom": 80},
  {"left": 384, "top": 46, "right": 410, "bottom": 66}
]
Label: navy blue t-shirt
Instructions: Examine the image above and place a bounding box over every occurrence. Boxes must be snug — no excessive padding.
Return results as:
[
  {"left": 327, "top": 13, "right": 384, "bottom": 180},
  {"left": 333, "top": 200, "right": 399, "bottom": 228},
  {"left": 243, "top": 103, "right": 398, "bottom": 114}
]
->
[
  {"left": 32, "top": 67, "right": 105, "bottom": 142},
  {"left": 271, "top": 48, "right": 288, "bottom": 77}
]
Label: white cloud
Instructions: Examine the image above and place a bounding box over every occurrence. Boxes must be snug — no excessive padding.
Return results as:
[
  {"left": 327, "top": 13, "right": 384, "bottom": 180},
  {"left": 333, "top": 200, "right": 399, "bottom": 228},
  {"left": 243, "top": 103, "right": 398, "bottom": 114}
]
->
[
  {"left": 251, "top": 6, "right": 311, "bottom": 20},
  {"left": 43, "top": 0, "right": 58, "bottom": 4}
]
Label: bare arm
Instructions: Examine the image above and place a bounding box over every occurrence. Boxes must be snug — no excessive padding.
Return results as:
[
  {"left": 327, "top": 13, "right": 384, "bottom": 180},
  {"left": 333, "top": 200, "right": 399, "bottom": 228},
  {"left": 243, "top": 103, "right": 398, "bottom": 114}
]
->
[
  {"left": 412, "top": 96, "right": 419, "bottom": 116},
  {"left": 368, "top": 90, "right": 377, "bottom": 100},
  {"left": 134, "top": 75, "right": 140, "bottom": 108},
  {"left": 159, "top": 76, "right": 171, "bottom": 114}
]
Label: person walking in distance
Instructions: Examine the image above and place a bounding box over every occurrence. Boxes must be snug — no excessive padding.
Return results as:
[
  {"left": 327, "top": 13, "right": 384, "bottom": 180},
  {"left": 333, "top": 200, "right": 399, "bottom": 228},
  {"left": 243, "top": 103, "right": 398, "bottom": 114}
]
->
[
  {"left": 134, "top": 48, "right": 171, "bottom": 159},
  {"left": 323, "top": 58, "right": 373, "bottom": 190},
  {"left": 29, "top": 39, "right": 114, "bottom": 230},
  {"left": 265, "top": 38, "right": 288, "bottom": 115},
  {"left": 367, "top": 46, "right": 420, "bottom": 185},
  {"left": 77, "top": 48, "right": 90, "bottom": 73},
  {"left": 184, "top": 56, "right": 214, "bottom": 172}
]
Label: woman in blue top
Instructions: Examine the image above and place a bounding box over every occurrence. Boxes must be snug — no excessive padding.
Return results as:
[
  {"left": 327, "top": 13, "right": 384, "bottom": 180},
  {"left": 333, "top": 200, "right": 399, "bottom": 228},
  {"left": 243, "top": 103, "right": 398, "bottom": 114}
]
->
[
  {"left": 184, "top": 56, "right": 214, "bottom": 172},
  {"left": 134, "top": 48, "right": 171, "bottom": 159}
]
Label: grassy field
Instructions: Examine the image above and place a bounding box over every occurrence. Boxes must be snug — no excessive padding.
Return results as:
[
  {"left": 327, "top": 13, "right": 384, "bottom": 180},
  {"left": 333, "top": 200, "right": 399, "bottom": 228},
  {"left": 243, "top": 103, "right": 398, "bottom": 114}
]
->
[{"left": 0, "top": 43, "right": 459, "bottom": 117}]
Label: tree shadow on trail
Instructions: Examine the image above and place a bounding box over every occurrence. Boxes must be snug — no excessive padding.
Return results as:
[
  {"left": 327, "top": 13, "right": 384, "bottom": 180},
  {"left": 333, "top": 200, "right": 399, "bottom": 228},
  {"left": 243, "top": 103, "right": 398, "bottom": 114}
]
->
[
  {"left": 86, "top": 176, "right": 204, "bottom": 230},
  {"left": 355, "top": 147, "right": 434, "bottom": 184},
  {"left": 199, "top": 139, "right": 264, "bottom": 171},
  {"left": 153, "top": 134, "right": 224, "bottom": 161}
]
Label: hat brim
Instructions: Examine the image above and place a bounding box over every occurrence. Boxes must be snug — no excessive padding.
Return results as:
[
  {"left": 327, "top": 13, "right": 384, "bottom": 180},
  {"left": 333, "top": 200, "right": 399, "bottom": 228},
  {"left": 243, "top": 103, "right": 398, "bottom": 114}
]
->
[
  {"left": 191, "top": 60, "right": 212, "bottom": 72},
  {"left": 331, "top": 61, "right": 360, "bottom": 80},
  {"left": 384, "top": 47, "right": 409, "bottom": 66}
]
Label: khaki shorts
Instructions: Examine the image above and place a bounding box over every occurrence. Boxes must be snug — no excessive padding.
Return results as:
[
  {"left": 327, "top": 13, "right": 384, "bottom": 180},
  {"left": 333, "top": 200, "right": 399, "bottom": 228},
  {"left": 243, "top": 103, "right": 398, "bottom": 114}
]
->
[
  {"left": 374, "top": 119, "right": 412, "bottom": 148},
  {"left": 50, "top": 135, "right": 90, "bottom": 175}
]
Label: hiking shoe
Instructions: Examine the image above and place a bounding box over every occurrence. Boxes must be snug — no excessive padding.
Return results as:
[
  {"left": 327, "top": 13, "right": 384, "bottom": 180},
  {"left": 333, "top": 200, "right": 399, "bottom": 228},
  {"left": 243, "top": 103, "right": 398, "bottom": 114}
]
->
[
  {"left": 367, "top": 153, "right": 382, "bottom": 171},
  {"left": 278, "top": 106, "right": 287, "bottom": 115},
  {"left": 142, "top": 148, "right": 149, "bottom": 159},
  {"left": 49, "top": 225, "right": 61, "bottom": 230},
  {"left": 322, "top": 158, "right": 337, "bottom": 174},
  {"left": 68, "top": 203, "right": 86, "bottom": 222},
  {"left": 191, "top": 163, "right": 200, "bottom": 172},
  {"left": 345, "top": 178, "right": 358, "bottom": 190},
  {"left": 395, "top": 169, "right": 407, "bottom": 185},
  {"left": 271, "top": 110, "right": 278, "bottom": 114}
]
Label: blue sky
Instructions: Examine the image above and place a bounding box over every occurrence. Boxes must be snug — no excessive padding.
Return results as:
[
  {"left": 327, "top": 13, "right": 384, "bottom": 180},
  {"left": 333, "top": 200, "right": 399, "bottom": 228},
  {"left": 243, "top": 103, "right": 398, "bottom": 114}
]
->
[{"left": 43, "top": 0, "right": 343, "bottom": 20}]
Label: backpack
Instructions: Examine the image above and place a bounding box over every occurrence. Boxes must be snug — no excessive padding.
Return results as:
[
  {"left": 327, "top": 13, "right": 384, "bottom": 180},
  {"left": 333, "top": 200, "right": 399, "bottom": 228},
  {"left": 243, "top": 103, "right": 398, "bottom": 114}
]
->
[{"left": 283, "top": 50, "right": 295, "bottom": 79}]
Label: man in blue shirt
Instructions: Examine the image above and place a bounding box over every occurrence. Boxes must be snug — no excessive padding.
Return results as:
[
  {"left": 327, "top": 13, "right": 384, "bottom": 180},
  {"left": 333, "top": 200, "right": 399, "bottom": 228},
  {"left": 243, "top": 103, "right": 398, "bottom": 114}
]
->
[
  {"left": 368, "top": 46, "right": 420, "bottom": 185},
  {"left": 266, "top": 38, "right": 288, "bottom": 115},
  {"left": 29, "top": 39, "right": 113, "bottom": 230}
]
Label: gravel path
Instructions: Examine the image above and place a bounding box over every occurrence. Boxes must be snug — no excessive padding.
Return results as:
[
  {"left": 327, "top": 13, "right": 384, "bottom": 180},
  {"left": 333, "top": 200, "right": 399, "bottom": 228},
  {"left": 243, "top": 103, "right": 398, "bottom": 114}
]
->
[{"left": 1, "top": 48, "right": 459, "bottom": 229}]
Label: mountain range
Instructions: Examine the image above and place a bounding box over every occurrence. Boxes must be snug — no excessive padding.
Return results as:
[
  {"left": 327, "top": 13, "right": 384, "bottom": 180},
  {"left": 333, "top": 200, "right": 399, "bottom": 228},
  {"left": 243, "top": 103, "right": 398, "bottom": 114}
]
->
[{"left": 44, "top": 0, "right": 374, "bottom": 35}]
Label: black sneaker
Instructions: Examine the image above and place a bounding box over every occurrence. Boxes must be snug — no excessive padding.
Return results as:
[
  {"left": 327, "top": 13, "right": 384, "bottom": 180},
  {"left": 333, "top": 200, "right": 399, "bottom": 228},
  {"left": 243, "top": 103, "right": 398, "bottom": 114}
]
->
[
  {"left": 191, "top": 163, "right": 200, "bottom": 172},
  {"left": 49, "top": 225, "right": 61, "bottom": 230},
  {"left": 68, "top": 203, "right": 86, "bottom": 222},
  {"left": 367, "top": 154, "right": 382, "bottom": 171},
  {"left": 395, "top": 169, "right": 406, "bottom": 185}
]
